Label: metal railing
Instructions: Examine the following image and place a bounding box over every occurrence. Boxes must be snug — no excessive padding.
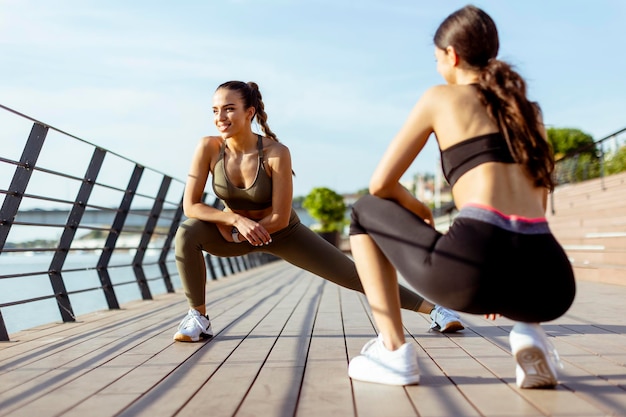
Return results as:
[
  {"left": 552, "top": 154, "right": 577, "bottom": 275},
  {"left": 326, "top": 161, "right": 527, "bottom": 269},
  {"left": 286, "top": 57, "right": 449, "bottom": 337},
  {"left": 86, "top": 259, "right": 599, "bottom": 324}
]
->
[
  {"left": 553, "top": 127, "right": 626, "bottom": 186},
  {"left": 0, "top": 104, "right": 275, "bottom": 341},
  {"left": 549, "top": 126, "right": 626, "bottom": 214}
]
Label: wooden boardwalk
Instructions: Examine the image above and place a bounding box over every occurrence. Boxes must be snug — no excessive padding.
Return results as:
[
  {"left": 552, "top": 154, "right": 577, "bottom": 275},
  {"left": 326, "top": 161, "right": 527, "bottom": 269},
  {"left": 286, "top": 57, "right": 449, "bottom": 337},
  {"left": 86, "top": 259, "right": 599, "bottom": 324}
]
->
[{"left": 1, "top": 260, "right": 625, "bottom": 417}]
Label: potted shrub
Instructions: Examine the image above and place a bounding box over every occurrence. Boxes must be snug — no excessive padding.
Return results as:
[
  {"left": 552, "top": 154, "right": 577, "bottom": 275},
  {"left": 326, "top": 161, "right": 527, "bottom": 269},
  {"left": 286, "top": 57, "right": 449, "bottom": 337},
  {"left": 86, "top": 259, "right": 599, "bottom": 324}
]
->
[{"left": 302, "top": 187, "right": 346, "bottom": 247}]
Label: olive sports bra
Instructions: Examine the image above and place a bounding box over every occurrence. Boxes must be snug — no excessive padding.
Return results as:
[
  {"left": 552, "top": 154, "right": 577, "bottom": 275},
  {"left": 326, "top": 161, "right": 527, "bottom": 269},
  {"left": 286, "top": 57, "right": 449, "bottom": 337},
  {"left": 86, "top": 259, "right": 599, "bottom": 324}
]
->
[
  {"left": 212, "top": 135, "right": 273, "bottom": 211},
  {"left": 440, "top": 132, "right": 515, "bottom": 187}
]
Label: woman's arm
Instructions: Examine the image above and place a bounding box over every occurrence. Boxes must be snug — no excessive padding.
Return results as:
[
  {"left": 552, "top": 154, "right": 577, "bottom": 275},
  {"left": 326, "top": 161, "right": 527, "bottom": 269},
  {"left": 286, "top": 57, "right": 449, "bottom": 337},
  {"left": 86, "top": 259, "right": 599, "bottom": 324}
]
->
[
  {"left": 257, "top": 142, "right": 293, "bottom": 233},
  {"left": 369, "top": 87, "right": 439, "bottom": 224},
  {"left": 182, "top": 136, "right": 235, "bottom": 223}
]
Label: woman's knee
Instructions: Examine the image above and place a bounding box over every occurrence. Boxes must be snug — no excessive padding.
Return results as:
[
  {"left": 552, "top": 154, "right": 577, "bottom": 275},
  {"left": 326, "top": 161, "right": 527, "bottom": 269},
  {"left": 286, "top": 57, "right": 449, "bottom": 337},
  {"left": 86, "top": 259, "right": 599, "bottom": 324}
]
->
[
  {"left": 350, "top": 195, "right": 372, "bottom": 235},
  {"left": 175, "top": 218, "right": 214, "bottom": 253}
]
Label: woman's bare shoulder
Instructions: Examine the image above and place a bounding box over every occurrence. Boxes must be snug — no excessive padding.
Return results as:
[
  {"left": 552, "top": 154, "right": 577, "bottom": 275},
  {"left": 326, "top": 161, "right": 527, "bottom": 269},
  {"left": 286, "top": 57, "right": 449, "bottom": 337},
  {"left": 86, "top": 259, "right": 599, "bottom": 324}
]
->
[
  {"left": 197, "top": 135, "right": 224, "bottom": 151},
  {"left": 418, "top": 84, "right": 468, "bottom": 112},
  {"left": 263, "top": 137, "right": 290, "bottom": 157},
  {"left": 423, "top": 83, "right": 477, "bottom": 100},
  {"left": 200, "top": 135, "right": 223, "bottom": 144}
]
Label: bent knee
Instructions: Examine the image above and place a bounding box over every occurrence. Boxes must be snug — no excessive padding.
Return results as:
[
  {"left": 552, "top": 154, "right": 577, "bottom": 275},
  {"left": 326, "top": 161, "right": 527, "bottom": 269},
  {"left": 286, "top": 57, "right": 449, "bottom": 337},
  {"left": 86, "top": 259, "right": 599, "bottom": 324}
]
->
[{"left": 175, "top": 218, "right": 216, "bottom": 251}]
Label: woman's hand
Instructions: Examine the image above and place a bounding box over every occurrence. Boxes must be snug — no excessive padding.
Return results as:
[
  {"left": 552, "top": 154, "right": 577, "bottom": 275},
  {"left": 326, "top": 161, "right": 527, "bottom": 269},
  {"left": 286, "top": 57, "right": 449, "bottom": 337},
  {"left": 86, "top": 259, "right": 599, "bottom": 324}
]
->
[
  {"left": 484, "top": 313, "right": 501, "bottom": 320},
  {"left": 220, "top": 217, "right": 272, "bottom": 246},
  {"left": 415, "top": 200, "right": 435, "bottom": 226}
]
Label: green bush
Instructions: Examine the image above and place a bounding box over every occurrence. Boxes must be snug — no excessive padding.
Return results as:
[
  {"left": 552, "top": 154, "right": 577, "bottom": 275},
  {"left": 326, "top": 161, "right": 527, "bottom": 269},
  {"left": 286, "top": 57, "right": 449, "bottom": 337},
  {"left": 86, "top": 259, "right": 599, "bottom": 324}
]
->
[
  {"left": 606, "top": 145, "right": 626, "bottom": 175},
  {"left": 302, "top": 187, "right": 346, "bottom": 232}
]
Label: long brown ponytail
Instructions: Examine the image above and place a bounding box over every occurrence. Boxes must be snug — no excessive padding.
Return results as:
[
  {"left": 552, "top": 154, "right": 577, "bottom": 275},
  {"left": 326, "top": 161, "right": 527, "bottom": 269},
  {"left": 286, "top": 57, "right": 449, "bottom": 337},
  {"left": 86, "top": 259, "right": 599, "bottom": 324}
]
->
[{"left": 476, "top": 61, "right": 554, "bottom": 190}]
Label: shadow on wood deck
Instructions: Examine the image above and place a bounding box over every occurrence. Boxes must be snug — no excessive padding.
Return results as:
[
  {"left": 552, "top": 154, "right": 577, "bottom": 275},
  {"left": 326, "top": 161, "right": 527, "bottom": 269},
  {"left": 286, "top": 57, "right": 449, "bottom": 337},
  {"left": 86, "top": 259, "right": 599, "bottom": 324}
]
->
[{"left": 1, "top": 261, "right": 625, "bottom": 417}]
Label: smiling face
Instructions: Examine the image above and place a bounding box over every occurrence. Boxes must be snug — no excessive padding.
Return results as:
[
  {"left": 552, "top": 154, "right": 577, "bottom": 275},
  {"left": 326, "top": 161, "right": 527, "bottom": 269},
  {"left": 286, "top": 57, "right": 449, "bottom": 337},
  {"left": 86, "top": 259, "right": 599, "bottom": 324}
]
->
[{"left": 212, "top": 87, "right": 255, "bottom": 138}]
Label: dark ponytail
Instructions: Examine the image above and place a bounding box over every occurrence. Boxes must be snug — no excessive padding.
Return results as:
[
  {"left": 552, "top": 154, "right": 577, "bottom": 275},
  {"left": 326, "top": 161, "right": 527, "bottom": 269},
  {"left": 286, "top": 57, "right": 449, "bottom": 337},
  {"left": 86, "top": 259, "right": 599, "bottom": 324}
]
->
[{"left": 476, "top": 61, "right": 554, "bottom": 190}]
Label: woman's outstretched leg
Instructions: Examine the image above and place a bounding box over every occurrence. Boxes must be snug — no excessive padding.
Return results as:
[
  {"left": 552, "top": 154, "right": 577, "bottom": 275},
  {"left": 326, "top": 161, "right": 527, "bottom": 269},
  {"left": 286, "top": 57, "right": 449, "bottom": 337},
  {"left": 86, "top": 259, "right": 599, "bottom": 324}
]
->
[{"left": 267, "top": 220, "right": 428, "bottom": 313}]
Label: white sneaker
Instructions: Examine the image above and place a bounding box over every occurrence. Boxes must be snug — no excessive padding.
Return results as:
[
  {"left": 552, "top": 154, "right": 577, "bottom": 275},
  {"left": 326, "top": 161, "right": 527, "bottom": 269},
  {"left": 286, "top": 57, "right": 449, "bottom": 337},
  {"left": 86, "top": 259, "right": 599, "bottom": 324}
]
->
[
  {"left": 348, "top": 334, "right": 420, "bottom": 386},
  {"left": 509, "top": 323, "right": 560, "bottom": 388},
  {"left": 173, "top": 308, "right": 213, "bottom": 342},
  {"left": 429, "top": 305, "right": 465, "bottom": 333}
]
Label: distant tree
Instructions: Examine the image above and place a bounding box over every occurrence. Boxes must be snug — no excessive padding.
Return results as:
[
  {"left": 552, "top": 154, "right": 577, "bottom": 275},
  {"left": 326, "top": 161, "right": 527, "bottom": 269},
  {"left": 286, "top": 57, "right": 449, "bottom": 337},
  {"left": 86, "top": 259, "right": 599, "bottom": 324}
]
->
[
  {"left": 547, "top": 127, "right": 600, "bottom": 183},
  {"left": 303, "top": 187, "right": 346, "bottom": 233},
  {"left": 547, "top": 127, "right": 596, "bottom": 159},
  {"left": 606, "top": 145, "right": 626, "bottom": 175}
]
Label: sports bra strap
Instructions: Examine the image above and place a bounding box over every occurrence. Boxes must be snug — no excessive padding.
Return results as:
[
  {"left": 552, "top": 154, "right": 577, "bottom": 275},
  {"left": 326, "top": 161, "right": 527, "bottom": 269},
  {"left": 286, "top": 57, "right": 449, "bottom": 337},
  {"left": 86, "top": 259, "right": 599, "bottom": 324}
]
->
[{"left": 256, "top": 135, "right": 266, "bottom": 170}]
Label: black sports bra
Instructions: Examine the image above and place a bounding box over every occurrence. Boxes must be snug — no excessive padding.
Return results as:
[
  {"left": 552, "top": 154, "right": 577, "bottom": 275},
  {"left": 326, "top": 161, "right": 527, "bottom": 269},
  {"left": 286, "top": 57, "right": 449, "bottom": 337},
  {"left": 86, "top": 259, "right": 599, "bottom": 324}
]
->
[
  {"left": 212, "top": 135, "right": 273, "bottom": 211},
  {"left": 440, "top": 132, "right": 515, "bottom": 187}
]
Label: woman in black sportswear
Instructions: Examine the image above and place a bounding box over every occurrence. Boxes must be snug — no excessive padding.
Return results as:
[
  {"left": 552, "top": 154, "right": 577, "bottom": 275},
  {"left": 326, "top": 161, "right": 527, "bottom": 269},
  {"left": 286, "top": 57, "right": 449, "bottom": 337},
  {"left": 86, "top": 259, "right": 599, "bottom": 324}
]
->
[{"left": 347, "top": 5, "right": 576, "bottom": 388}]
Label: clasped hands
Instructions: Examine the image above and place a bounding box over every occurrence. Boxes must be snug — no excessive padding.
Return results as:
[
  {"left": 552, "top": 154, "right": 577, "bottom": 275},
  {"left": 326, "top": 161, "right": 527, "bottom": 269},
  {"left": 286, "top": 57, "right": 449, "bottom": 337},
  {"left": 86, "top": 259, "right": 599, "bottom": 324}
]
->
[{"left": 219, "top": 219, "right": 272, "bottom": 246}]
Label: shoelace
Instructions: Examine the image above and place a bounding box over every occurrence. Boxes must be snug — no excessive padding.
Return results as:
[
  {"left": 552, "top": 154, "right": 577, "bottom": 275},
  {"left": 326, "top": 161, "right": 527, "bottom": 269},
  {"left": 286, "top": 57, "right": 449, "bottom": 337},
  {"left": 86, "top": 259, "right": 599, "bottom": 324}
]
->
[
  {"left": 430, "top": 308, "right": 459, "bottom": 329},
  {"left": 178, "top": 312, "right": 206, "bottom": 331}
]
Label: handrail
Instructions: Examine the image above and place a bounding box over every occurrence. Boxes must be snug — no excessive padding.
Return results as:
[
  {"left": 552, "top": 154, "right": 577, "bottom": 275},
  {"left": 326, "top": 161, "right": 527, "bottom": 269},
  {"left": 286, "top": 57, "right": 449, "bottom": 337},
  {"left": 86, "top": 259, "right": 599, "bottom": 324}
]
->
[
  {"left": 553, "top": 126, "right": 626, "bottom": 185},
  {"left": 550, "top": 126, "right": 626, "bottom": 214},
  {"left": 0, "top": 104, "right": 276, "bottom": 341}
]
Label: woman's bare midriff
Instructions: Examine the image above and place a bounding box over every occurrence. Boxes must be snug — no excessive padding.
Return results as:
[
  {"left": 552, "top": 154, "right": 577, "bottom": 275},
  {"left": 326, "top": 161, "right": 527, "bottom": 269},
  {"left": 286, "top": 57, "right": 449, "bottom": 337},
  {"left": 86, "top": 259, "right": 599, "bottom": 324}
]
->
[
  {"left": 451, "top": 162, "right": 547, "bottom": 218},
  {"left": 231, "top": 207, "right": 274, "bottom": 222}
]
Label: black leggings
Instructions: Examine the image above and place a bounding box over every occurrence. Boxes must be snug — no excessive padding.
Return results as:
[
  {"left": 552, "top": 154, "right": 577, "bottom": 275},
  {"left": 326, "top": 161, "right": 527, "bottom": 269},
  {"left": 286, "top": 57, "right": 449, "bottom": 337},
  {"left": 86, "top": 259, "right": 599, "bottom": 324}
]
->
[
  {"left": 350, "top": 195, "right": 576, "bottom": 322},
  {"left": 175, "top": 208, "right": 426, "bottom": 311}
]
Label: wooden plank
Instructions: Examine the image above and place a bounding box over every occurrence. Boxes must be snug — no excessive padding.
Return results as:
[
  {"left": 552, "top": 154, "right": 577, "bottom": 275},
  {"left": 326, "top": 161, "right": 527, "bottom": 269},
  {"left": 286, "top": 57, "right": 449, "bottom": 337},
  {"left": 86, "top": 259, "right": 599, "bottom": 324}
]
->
[
  {"left": 296, "top": 283, "right": 355, "bottom": 417},
  {"left": 231, "top": 271, "right": 318, "bottom": 417},
  {"left": 342, "top": 290, "right": 420, "bottom": 417},
  {"left": 400, "top": 310, "right": 483, "bottom": 417}
]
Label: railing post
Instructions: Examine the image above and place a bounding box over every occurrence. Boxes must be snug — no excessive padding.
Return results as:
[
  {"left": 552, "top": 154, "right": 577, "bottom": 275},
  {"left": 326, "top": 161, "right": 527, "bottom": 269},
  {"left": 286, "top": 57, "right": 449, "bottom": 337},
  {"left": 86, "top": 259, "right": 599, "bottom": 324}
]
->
[
  {"left": 599, "top": 143, "right": 606, "bottom": 190},
  {"left": 205, "top": 254, "right": 218, "bottom": 280},
  {"left": 0, "top": 311, "right": 9, "bottom": 342},
  {"left": 232, "top": 257, "right": 241, "bottom": 273},
  {"left": 241, "top": 255, "right": 250, "bottom": 270},
  {"left": 158, "top": 196, "right": 184, "bottom": 293},
  {"left": 216, "top": 257, "right": 227, "bottom": 277},
  {"left": 225, "top": 257, "right": 236, "bottom": 275},
  {"left": 132, "top": 175, "right": 171, "bottom": 300},
  {"left": 238, "top": 256, "right": 247, "bottom": 271},
  {"left": 0, "top": 122, "right": 48, "bottom": 253},
  {"left": 49, "top": 147, "right": 106, "bottom": 323},
  {"left": 97, "top": 164, "right": 144, "bottom": 309}
]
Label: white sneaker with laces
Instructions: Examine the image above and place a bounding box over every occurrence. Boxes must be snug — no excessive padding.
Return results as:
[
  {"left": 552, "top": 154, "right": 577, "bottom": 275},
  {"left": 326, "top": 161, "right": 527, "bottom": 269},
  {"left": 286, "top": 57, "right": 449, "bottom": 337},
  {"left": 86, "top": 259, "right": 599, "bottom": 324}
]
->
[
  {"left": 173, "top": 308, "right": 213, "bottom": 342},
  {"left": 348, "top": 334, "right": 420, "bottom": 386},
  {"left": 429, "top": 305, "right": 465, "bottom": 333},
  {"left": 509, "top": 322, "right": 561, "bottom": 388}
]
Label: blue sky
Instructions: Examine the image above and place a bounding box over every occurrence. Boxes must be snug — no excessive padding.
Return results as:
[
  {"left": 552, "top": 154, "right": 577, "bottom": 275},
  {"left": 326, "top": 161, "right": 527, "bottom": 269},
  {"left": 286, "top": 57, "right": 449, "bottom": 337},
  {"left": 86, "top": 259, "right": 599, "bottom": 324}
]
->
[{"left": 2, "top": 0, "right": 625, "bottom": 198}]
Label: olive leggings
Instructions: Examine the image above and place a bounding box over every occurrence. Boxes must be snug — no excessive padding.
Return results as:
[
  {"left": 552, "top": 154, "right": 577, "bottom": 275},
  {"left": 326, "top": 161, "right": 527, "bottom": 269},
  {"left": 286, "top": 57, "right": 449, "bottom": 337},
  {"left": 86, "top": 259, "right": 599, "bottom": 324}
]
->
[{"left": 175, "top": 209, "right": 426, "bottom": 311}]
